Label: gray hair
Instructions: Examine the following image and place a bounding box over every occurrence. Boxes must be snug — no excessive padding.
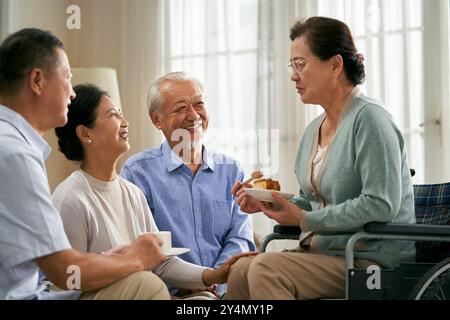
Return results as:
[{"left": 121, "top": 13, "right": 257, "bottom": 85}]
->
[{"left": 147, "top": 71, "right": 205, "bottom": 116}]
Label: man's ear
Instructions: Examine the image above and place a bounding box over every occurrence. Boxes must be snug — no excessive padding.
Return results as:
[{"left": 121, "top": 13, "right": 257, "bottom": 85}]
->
[
  {"left": 150, "top": 112, "right": 162, "bottom": 129},
  {"left": 29, "top": 68, "right": 45, "bottom": 96},
  {"left": 76, "top": 125, "right": 92, "bottom": 144}
]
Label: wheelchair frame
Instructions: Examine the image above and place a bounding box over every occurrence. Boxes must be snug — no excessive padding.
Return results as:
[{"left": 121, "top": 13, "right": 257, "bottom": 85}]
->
[
  {"left": 345, "top": 222, "right": 450, "bottom": 299},
  {"left": 259, "top": 222, "right": 450, "bottom": 299}
]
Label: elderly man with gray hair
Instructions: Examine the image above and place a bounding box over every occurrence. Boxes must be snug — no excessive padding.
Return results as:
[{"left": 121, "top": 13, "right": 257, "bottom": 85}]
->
[{"left": 121, "top": 72, "right": 255, "bottom": 298}]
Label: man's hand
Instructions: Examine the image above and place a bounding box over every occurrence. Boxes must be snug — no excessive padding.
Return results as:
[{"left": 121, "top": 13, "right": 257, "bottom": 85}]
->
[
  {"left": 35, "top": 234, "right": 167, "bottom": 292},
  {"left": 232, "top": 181, "right": 264, "bottom": 214},
  {"left": 260, "top": 192, "right": 302, "bottom": 226},
  {"left": 202, "top": 251, "right": 258, "bottom": 286},
  {"left": 101, "top": 245, "right": 131, "bottom": 256},
  {"left": 126, "top": 233, "right": 166, "bottom": 271}
]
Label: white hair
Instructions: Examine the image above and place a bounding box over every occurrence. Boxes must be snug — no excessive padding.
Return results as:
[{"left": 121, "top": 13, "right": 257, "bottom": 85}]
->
[{"left": 146, "top": 71, "right": 205, "bottom": 116}]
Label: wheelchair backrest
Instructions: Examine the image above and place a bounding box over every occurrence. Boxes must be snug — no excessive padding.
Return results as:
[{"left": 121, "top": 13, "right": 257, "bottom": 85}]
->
[{"left": 414, "top": 182, "right": 450, "bottom": 262}]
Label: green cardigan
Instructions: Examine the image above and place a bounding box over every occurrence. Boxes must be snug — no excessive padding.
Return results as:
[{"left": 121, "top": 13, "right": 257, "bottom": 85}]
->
[{"left": 293, "top": 90, "right": 416, "bottom": 268}]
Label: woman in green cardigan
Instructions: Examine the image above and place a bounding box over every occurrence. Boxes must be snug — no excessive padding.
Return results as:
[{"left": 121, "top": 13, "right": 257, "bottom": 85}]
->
[{"left": 228, "top": 16, "right": 416, "bottom": 300}]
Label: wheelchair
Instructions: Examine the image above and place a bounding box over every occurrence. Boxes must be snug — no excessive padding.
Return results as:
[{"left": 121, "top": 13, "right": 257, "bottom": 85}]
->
[{"left": 260, "top": 180, "right": 450, "bottom": 300}]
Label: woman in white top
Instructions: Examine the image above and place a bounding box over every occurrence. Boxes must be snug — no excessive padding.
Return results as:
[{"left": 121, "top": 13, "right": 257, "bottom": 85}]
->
[{"left": 52, "top": 83, "right": 254, "bottom": 298}]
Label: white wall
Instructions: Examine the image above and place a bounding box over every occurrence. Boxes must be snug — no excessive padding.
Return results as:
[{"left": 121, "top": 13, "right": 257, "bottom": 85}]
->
[
  {"left": 2, "top": 0, "right": 76, "bottom": 190},
  {"left": 7, "top": 0, "right": 70, "bottom": 41},
  {"left": 69, "top": 0, "right": 163, "bottom": 160},
  {"left": 3, "top": 0, "right": 163, "bottom": 190},
  {"left": 0, "top": 0, "right": 10, "bottom": 40}
]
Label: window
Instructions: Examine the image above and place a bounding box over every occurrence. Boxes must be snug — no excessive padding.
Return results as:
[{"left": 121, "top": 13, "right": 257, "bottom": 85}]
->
[
  {"left": 163, "top": 0, "right": 261, "bottom": 174},
  {"left": 317, "top": 0, "right": 450, "bottom": 183}
]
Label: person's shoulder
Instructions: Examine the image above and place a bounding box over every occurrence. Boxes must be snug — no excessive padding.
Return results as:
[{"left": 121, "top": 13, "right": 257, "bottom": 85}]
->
[
  {"left": 346, "top": 93, "right": 390, "bottom": 122},
  {"left": 356, "top": 101, "right": 392, "bottom": 122},
  {"left": 0, "top": 128, "right": 34, "bottom": 160},
  {"left": 118, "top": 175, "right": 143, "bottom": 193},
  {"left": 117, "top": 176, "right": 150, "bottom": 208},
  {"left": 123, "top": 147, "right": 162, "bottom": 169},
  {"left": 52, "top": 171, "right": 88, "bottom": 205}
]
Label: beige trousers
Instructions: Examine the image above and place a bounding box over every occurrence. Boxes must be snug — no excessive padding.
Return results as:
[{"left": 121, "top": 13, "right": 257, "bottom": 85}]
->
[
  {"left": 80, "top": 271, "right": 170, "bottom": 300},
  {"left": 227, "top": 252, "right": 375, "bottom": 300}
]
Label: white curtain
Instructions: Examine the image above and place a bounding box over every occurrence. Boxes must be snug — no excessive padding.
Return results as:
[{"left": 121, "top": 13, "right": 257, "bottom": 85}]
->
[
  {"left": 160, "top": 0, "right": 322, "bottom": 241},
  {"left": 315, "top": 0, "right": 450, "bottom": 184}
]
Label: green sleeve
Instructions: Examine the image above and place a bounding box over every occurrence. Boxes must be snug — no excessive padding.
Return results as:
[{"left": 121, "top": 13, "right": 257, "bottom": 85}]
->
[
  {"left": 290, "top": 189, "right": 312, "bottom": 211},
  {"left": 304, "top": 105, "right": 404, "bottom": 232}
]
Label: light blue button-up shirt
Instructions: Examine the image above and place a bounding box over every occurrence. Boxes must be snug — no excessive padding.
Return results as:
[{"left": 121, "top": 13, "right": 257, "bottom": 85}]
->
[
  {"left": 0, "top": 105, "right": 79, "bottom": 300},
  {"left": 121, "top": 141, "right": 255, "bottom": 293}
]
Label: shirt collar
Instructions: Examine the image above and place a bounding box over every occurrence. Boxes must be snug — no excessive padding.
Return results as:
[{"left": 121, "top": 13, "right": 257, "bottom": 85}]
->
[
  {"left": 161, "top": 139, "right": 215, "bottom": 173},
  {"left": 0, "top": 105, "right": 51, "bottom": 160}
]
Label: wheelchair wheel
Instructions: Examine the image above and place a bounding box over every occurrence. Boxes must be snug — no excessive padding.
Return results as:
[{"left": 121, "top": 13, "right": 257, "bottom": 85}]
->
[{"left": 410, "top": 257, "right": 450, "bottom": 300}]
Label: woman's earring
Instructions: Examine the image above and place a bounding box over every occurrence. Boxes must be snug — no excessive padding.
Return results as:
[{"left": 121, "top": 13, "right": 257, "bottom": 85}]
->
[{"left": 87, "top": 139, "right": 92, "bottom": 144}]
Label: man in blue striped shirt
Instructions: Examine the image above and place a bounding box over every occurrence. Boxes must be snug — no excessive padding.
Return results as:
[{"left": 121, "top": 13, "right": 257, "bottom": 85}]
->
[{"left": 121, "top": 72, "right": 255, "bottom": 297}]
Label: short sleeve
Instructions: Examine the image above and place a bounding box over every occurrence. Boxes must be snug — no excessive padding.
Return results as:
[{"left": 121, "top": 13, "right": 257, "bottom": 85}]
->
[{"left": 0, "top": 151, "right": 71, "bottom": 268}]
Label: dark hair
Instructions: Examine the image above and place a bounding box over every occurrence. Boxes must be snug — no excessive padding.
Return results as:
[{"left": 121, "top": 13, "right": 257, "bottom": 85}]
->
[
  {"left": 55, "top": 84, "right": 108, "bottom": 162},
  {"left": 0, "top": 28, "right": 64, "bottom": 95},
  {"left": 290, "top": 17, "right": 365, "bottom": 85}
]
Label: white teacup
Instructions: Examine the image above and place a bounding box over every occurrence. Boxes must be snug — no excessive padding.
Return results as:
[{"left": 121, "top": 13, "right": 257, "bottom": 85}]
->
[{"left": 146, "top": 231, "right": 172, "bottom": 255}]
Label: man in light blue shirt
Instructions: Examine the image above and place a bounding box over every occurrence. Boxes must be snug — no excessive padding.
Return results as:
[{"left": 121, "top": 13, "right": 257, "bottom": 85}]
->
[
  {"left": 0, "top": 28, "right": 170, "bottom": 300},
  {"left": 121, "top": 72, "right": 255, "bottom": 296}
]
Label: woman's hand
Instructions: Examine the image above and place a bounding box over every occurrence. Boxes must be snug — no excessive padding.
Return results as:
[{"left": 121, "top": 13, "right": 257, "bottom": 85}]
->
[
  {"left": 260, "top": 192, "right": 302, "bottom": 226},
  {"left": 232, "top": 181, "right": 265, "bottom": 214},
  {"left": 202, "top": 251, "right": 258, "bottom": 286}
]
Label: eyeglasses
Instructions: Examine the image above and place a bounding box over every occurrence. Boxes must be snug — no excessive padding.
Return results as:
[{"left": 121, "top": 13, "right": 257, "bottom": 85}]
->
[{"left": 286, "top": 58, "right": 308, "bottom": 75}]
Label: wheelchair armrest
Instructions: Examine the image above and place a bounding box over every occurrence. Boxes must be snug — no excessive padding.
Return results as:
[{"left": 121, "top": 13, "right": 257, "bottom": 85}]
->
[
  {"left": 364, "top": 222, "right": 450, "bottom": 237},
  {"left": 273, "top": 224, "right": 301, "bottom": 235},
  {"left": 259, "top": 225, "right": 301, "bottom": 253}
]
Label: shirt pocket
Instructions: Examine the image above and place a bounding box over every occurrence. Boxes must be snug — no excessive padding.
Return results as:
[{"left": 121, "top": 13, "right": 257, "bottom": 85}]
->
[{"left": 212, "top": 200, "right": 233, "bottom": 238}]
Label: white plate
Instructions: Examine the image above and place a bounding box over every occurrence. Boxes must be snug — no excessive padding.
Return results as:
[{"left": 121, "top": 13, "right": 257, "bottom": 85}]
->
[
  {"left": 166, "top": 247, "right": 190, "bottom": 257},
  {"left": 242, "top": 188, "right": 294, "bottom": 203}
]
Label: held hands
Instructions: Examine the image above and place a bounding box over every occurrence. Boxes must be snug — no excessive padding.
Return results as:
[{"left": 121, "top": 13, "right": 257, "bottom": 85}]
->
[
  {"left": 126, "top": 233, "right": 166, "bottom": 271},
  {"left": 202, "top": 251, "right": 258, "bottom": 287}
]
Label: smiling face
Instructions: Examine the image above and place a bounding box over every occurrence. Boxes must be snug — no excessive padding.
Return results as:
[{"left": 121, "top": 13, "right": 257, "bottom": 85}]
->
[
  {"left": 83, "top": 95, "right": 130, "bottom": 160},
  {"left": 38, "top": 48, "right": 75, "bottom": 131},
  {"left": 150, "top": 79, "right": 208, "bottom": 150},
  {"left": 290, "top": 36, "right": 335, "bottom": 105}
]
